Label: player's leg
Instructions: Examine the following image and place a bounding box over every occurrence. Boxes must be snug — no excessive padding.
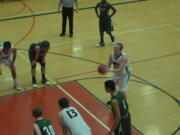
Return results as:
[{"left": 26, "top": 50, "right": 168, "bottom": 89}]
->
[
  {"left": 117, "top": 74, "right": 129, "bottom": 100},
  {"left": 121, "top": 114, "right": 132, "bottom": 135},
  {"left": 40, "top": 59, "right": 50, "bottom": 85},
  {"left": 114, "top": 122, "right": 123, "bottom": 135},
  {"left": 107, "top": 31, "right": 115, "bottom": 44},
  {"left": 3, "top": 56, "right": 21, "bottom": 90},
  {"left": 0, "top": 61, "right": 2, "bottom": 75},
  {"left": 106, "top": 19, "right": 115, "bottom": 44},
  {"left": 68, "top": 8, "right": 73, "bottom": 37},
  {"left": 96, "top": 20, "right": 105, "bottom": 47},
  {"left": 9, "top": 63, "right": 21, "bottom": 90},
  {"left": 60, "top": 7, "right": 68, "bottom": 36},
  {"left": 31, "top": 63, "right": 38, "bottom": 87},
  {"left": 29, "top": 50, "right": 38, "bottom": 88}
]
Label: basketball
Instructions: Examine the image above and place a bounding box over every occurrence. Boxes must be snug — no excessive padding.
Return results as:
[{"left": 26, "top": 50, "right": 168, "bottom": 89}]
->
[{"left": 97, "top": 64, "right": 107, "bottom": 74}]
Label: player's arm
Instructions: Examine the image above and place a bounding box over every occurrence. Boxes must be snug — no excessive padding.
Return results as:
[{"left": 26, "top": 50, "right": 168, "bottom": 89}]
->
[
  {"left": 108, "top": 54, "right": 112, "bottom": 68},
  {"left": 42, "top": 48, "right": 49, "bottom": 62},
  {"left": 0, "top": 51, "right": 9, "bottom": 59},
  {"left": 12, "top": 47, "right": 17, "bottom": 65},
  {"left": 58, "top": 0, "right": 62, "bottom": 11},
  {"left": 58, "top": 113, "right": 70, "bottom": 135},
  {"left": 95, "top": 3, "right": 100, "bottom": 18},
  {"left": 34, "top": 46, "right": 41, "bottom": 61},
  {"left": 74, "top": 0, "right": 79, "bottom": 12},
  {"left": 109, "top": 4, "right": 116, "bottom": 18},
  {"left": 108, "top": 99, "right": 121, "bottom": 135},
  {"left": 31, "top": 46, "right": 40, "bottom": 66},
  {"left": 33, "top": 123, "right": 42, "bottom": 135}
]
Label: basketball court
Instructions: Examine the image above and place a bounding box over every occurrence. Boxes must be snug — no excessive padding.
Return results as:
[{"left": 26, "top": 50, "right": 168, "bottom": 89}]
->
[{"left": 0, "top": 0, "right": 180, "bottom": 135}]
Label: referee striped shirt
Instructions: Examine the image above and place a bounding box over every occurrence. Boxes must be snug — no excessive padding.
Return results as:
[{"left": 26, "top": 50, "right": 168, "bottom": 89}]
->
[{"left": 62, "top": 0, "right": 75, "bottom": 8}]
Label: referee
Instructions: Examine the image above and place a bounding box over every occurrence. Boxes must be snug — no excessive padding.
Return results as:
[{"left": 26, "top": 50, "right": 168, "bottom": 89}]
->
[{"left": 58, "top": 0, "right": 79, "bottom": 37}]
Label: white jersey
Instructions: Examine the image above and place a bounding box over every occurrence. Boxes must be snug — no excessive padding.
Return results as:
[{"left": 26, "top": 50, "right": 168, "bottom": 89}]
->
[
  {"left": 60, "top": 107, "right": 91, "bottom": 135},
  {"left": 0, "top": 45, "right": 14, "bottom": 67},
  {"left": 111, "top": 52, "right": 131, "bottom": 75}
]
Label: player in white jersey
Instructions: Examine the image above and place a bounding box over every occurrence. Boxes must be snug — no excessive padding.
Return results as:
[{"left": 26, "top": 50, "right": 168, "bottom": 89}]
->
[
  {"left": 58, "top": 97, "right": 92, "bottom": 135},
  {"left": 107, "top": 43, "right": 131, "bottom": 100},
  {"left": 0, "top": 41, "right": 21, "bottom": 90}
]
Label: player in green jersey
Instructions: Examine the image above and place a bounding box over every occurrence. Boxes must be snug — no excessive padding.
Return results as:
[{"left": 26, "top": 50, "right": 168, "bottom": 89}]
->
[
  {"left": 28, "top": 41, "right": 50, "bottom": 88},
  {"left": 33, "top": 107, "right": 56, "bottom": 135},
  {"left": 105, "top": 80, "right": 131, "bottom": 135},
  {"left": 95, "top": 0, "right": 116, "bottom": 47}
]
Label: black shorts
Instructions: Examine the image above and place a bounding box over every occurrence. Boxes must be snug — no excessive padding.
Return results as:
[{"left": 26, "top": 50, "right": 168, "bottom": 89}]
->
[
  {"left": 115, "top": 114, "right": 131, "bottom": 135},
  {"left": 28, "top": 50, "right": 43, "bottom": 64},
  {"left": 99, "top": 18, "right": 113, "bottom": 33}
]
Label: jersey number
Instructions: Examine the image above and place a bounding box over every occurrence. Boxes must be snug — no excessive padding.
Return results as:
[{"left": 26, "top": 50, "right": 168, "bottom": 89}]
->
[
  {"left": 43, "top": 125, "right": 55, "bottom": 135},
  {"left": 66, "top": 109, "right": 78, "bottom": 119}
]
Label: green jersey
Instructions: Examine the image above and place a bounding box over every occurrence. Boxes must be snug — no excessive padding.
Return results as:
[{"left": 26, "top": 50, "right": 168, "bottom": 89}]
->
[
  {"left": 111, "top": 91, "right": 129, "bottom": 118},
  {"left": 29, "top": 42, "right": 44, "bottom": 51},
  {"left": 97, "top": 2, "right": 111, "bottom": 19},
  {"left": 35, "top": 119, "right": 56, "bottom": 135}
]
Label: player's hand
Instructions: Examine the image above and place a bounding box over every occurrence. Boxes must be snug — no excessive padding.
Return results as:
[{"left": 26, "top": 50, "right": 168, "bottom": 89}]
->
[
  {"left": 32, "top": 60, "right": 37, "bottom": 66},
  {"left": 106, "top": 15, "right": 111, "bottom": 19},
  {"left": 104, "top": 65, "right": 109, "bottom": 72},
  {"left": 108, "top": 130, "right": 114, "bottom": 135},
  {"left": 75, "top": 9, "right": 79, "bottom": 13},
  {"left": 0, "top": 69, "right": 2, "bottom": 75},
  {"left": 108, "top": 68, "right": 113, "bottom": 72},
  {"left": 42, "top": 59, "right": 46, "bottom": 64}
]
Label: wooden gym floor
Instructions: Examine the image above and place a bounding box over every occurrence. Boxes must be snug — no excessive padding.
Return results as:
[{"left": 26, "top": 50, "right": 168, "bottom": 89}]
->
[{"left": 0, "top": 0, "right": 179, "bottom": 135}]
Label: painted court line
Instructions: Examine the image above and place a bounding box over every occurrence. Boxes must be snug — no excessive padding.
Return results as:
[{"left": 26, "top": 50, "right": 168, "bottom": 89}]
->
[
  {"left": 51, "top": 21, "right": 180, "bottom": 47},
  {"left": 60, "top": 81, "right": 141, "bottom": 135},
  {"left": 60, "top": 82, "right": 113, "bottom": 126},
  {"left": 6, "top": 47, "right": 141, "bottom": 134},
  {"left": 169, "top": 24, "right": 180, "bottom": 31},
  {"left": 19, "top": 52, "right": 110, "bottom": 131}
]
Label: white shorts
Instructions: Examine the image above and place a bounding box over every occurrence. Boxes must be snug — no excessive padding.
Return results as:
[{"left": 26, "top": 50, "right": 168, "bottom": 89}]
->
[
  {"left": 112, "top": 73, "right": 130, "bottom": 92},
  {"left": 0, "top": 56, "right": 13, "bottom": 68}
]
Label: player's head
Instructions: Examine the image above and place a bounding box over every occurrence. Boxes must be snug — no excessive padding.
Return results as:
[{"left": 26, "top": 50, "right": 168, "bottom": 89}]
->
[
  {"left": 32, "top": 107, "right": 42, "bottom": 118},
  {"left": 3, "top": 41, "right": 12, "bottom": 48},
  {"left": 58, "top": 98, "right": 69, "bottom": 109},
  {"left": 3, "top": 41, "right": 12, "bottom": 53},
  {"left": 114, "top": 42, "right": 123, "bottom": 56},
  {"left": 104, "top": 80, "right": 116, "bottom": 92},
  {"left": 42, "top": 40, "right": 50, "bottom": 48}
]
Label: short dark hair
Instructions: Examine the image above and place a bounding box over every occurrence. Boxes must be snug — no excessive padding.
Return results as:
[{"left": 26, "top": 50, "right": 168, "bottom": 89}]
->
[
  {"left": 33, "top": 107, "right": 42, "bottom": 118},
  {"left": 104, "top": 80, "right": 116, "bottom": 91},
  {"left": 116, "top": 42, "right": 123, "bottom": 50},
  {"left": 58, "top": 98, "right": 69, "bottom": 108},
  {"left": 42, "top": 40, "right": 50, "bottom": 48},
  {"left": 3, "top": 41, "right": 12, "bottom": 49}
]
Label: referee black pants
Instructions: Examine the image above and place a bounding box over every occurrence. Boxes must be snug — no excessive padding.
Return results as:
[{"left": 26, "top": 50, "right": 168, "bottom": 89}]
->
[{"left": 61, "top": 7, "right": 73, "bottom": 34}]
